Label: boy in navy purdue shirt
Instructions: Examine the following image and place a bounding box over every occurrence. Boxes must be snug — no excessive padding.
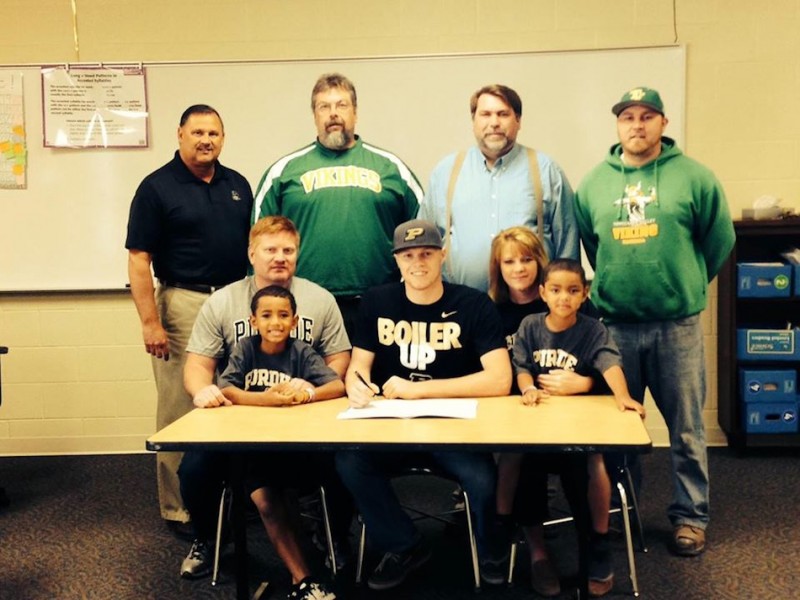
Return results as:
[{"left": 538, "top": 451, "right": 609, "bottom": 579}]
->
[
  {"left": 217, "top": 285, "right": 343, "bottom": 406},
  {"left": 181, "top": 286, "right": 344, "bottom": 600},
  {"left": 509, "top": 259, "right": 644, "bottom": 597}
]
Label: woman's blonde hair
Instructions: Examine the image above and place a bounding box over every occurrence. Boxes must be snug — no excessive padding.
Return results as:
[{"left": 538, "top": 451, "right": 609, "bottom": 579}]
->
[{"left": 488, "top": 226, "right": 549, "bottom": 303}]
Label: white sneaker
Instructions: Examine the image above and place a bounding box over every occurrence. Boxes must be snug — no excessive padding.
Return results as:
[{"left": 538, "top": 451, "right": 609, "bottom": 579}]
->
[
  {"left": 179, "top": 539, "right": 213, "bottom": 579},
  {"left": 286, "top": 577, "right": 336, "bottom": 600}
]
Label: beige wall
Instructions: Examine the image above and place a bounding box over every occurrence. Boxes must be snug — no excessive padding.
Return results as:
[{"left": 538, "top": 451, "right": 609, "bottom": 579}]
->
[{"left": 1, "top": 0, "right": 798, "bottom": 454}]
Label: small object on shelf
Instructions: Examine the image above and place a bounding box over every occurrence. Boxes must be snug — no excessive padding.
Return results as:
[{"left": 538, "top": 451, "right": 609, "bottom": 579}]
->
[
  {"left": 741, "top": 206, "right": 783, "bottom": 220},
  {"left": 741, "top": 195, "right": 783, "bottom": 220}
]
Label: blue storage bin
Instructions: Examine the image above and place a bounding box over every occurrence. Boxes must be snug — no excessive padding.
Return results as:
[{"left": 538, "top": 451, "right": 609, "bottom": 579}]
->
[
  {"left": 740, "top": 369, "right": 796, "bottom": 402},
  {"left": 737, "top": 328, "right": 800, "bottom": 361},
  {"left": 737, "top": 263, "right": 792, "bottom": 298},
  {"left": 743, "top": 402, "right": 798, "bottom": 433}
]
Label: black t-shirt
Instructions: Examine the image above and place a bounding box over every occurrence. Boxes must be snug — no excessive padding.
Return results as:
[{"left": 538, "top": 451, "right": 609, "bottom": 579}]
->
[
  {"left": 125, "top": 151, "right": 254, "bottom": 286},
  {"left": 498, "top": 299, "right": 547, "bottom": 349},
  {"left": 355, "top": 282, "right": 505, "bottom": 387}
]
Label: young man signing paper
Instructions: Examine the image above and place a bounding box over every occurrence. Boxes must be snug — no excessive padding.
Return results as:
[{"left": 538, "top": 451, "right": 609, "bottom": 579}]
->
[{"left": 336, "top": 219, "right": 512, "bottom": 591}]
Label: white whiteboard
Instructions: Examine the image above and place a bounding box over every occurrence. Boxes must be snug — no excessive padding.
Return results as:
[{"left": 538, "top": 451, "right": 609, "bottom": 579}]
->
[{"left": 0, "top": 46, "right": 684, "bottom": 292}]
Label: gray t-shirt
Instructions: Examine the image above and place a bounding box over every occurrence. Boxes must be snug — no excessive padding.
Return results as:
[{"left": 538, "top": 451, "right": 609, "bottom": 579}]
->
[{"left": 187, "top": 275, "right": 350, "bottom": 374}]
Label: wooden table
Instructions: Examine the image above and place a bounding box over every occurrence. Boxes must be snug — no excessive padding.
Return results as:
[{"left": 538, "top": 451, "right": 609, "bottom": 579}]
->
[{"left": 147, "top": 395, "right": 652, "bottom": 599}]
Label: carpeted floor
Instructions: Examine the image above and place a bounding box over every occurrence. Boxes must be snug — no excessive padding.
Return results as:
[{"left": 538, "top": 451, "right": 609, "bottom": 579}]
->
[{"left": 0, "top": 447, "right": 798, "bottom": 600}]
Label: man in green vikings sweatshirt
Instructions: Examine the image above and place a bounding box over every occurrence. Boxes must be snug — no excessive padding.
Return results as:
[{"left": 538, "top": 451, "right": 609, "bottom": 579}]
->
[{"left": 575, "top": 87, "right": 734, "bottom": 558}]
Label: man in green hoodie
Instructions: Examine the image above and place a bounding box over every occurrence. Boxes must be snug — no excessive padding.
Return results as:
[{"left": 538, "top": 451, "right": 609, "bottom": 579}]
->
[{"left": 574, "top": 87, "right": 734, "bottom": 558}]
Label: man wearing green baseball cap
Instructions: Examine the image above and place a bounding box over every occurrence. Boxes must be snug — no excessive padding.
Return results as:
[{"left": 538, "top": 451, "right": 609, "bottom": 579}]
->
[
  {"left": 611, "top": 86, "right": 665, "bottom": 117},
  {"left": 574, "top": 87, "right": 735, "bottom": 575}
]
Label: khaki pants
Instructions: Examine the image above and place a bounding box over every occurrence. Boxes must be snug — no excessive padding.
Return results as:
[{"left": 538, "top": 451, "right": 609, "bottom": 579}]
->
[{"left": 152, "top": 285, "right": 208, "bottom": 522}]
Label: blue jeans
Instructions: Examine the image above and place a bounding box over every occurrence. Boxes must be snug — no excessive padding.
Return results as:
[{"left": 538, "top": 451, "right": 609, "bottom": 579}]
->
[
  {"left": 607, "top": 315, "right": 709, "bottom": 529},
  {"left": 335, "top": 450, "right": 498, "bottom": 558}
]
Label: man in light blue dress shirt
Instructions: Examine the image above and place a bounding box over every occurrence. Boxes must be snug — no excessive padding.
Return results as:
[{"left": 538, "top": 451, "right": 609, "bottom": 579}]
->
[{"left": 421, "top": 84, "right": 579, "bottom": 291}]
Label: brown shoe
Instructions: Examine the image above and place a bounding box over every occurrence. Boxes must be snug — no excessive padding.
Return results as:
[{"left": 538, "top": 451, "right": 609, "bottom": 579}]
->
[
  {"left": 671, "top": 524, "right": 706, "bottom": 556},
  {"left": 530, "top": 558, "right": 560, "bottom": 597},
  {"left": 588, "top": 574, "right": 614, "bottom": 597}
]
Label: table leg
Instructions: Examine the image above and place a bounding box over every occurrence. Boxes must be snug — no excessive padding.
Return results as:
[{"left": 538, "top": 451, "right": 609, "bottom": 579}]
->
[
  {"left": 230, "top": 455, "right": 250, "bottom": 600},
  {"left": 576, "top": 454, "right": 589, "bottom": 600}
]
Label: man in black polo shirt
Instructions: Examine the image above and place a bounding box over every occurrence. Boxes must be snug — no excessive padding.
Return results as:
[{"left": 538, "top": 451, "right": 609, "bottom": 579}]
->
[{"left": 126, "top": 104, "right": 253, "bottom": 532}]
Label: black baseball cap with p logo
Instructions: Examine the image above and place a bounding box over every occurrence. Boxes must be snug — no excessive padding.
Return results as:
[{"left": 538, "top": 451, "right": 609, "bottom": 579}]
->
[{"left": 392, "top": 219, "right": 444, "bottom": 253}]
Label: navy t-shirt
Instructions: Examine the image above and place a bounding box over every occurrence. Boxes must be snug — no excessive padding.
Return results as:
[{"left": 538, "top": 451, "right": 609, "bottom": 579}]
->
[{"left": 218, "top": 337, "right": 338, "bottom": 392}]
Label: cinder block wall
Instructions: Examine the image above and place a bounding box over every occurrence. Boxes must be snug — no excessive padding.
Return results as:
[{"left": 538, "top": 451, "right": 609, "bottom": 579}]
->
[{"left": 1, "top": 0, "right": 798, "bottom": 453}]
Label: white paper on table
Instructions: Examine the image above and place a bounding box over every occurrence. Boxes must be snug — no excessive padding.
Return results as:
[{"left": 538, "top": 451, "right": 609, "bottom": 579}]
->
[{"left": 337, "top": 399, "right": 478, "bottom": 420}]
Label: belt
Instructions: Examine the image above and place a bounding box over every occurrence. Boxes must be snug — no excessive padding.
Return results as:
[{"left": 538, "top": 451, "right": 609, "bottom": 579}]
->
[{"left": 159, "top": 280, "right": 226, "bottom": 294}]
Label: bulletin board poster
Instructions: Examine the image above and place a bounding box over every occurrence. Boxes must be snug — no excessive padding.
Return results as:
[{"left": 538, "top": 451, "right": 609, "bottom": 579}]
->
[
  {"left": 0, "top": 72, "right": 26, "bottom": 189},
  {"left": 41, "top": 66, "right": 149, "bottom": 148}
]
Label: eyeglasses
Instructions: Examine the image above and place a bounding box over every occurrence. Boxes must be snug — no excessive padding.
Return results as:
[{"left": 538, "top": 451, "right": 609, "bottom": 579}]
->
[{"left": 314, "top": 101, "right": 352, "bottom": 114}]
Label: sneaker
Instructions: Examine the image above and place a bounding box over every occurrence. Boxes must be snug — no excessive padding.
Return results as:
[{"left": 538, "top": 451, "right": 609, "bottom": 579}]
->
[
  {"left": 367, "top": 539, "right": 433, "bottom": 591},
  {"left": 180, "top": 539, "right": 213, "bottom": 579},
  {"left": 530, "top": 558, "right": 561, "bottom": 597},
  {"left": 479, "top": 559, "right": 505, "bottom": 586},
  {"left": 588, "top": 533, "right": 614, "bottom": 597},
  {"left": 671, "top": 524, "right": 706, "bottom": 556},
  {"left": 287, "top": 577, "right": 337, "bottom": 600}
]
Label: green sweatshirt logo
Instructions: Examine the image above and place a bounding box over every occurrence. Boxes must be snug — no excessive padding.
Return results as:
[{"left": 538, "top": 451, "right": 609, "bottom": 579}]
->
[
  {"left": 612, "top": 181, "right": 659, "bottom": 245},
  {"left": 299, "top": 166, "right": 382, "bottom": 194}
]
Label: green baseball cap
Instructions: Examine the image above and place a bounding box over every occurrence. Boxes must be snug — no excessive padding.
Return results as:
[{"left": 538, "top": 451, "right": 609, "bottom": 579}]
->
[{"left": 612, "top": 87, "right": 665, "bottom": 116}]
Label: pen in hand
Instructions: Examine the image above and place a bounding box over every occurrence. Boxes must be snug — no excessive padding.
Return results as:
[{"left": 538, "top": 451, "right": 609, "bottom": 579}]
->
[{"left": 353, "top": 371, "right": 378, "bottom": 408}]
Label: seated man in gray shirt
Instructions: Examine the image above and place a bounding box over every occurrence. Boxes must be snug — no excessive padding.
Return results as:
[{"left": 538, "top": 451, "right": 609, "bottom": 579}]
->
[{"left": 178, "top": 216, "right": 352, "bottom": 591}]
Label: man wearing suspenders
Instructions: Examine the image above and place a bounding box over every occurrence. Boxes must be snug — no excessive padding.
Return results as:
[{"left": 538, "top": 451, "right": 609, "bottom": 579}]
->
[{"left": 421, "top": 84, "right": 579, "bottom": 291}]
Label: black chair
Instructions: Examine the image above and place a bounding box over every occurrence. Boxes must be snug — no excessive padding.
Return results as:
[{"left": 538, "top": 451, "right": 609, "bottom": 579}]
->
[
  {"left": 354, "top": 465, "right": 481, "bottom": 591},
  {"left": 507, "top": 455, "right": 647, "bottom": 596},
  {"left": 0, "top": 346, "right": 8, "bottom": 508}
]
